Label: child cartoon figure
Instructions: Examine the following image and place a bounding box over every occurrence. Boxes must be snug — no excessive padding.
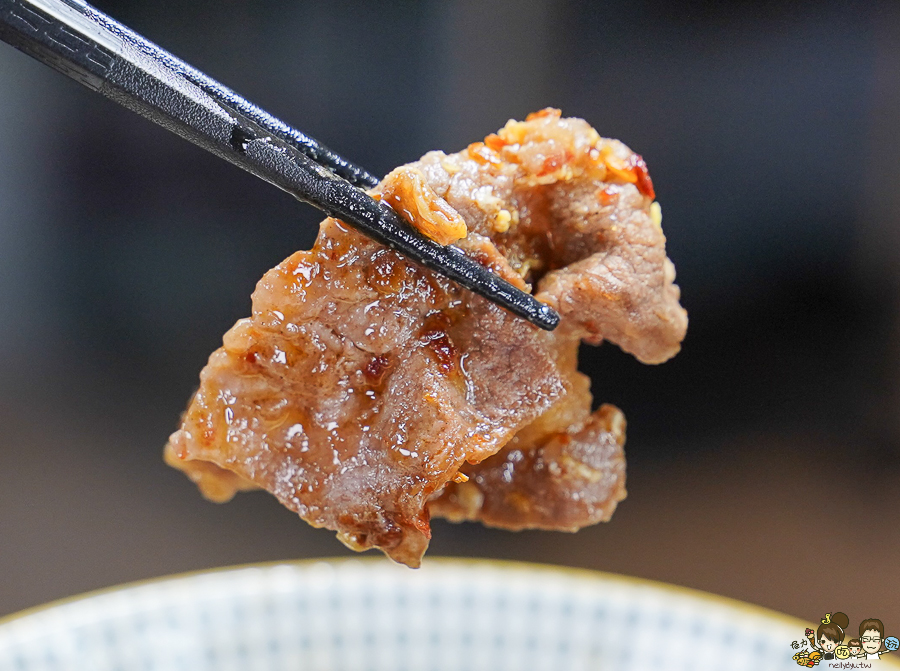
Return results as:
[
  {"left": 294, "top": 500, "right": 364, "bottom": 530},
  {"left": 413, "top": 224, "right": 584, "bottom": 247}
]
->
[
  {"left": 847, "top": 639, "right": 864, "bottom": 659},
  {"left": 859, "top": 618, "right": 896, "bottom": 661},
  {"left": 805, "top": 613, "right": 849, "bottom": 661}
]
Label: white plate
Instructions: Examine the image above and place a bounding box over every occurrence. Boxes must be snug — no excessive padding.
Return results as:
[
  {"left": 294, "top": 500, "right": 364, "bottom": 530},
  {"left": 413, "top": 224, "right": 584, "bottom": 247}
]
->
[{"left": 0, "top": 559, "right": 886, "bottom": 671}]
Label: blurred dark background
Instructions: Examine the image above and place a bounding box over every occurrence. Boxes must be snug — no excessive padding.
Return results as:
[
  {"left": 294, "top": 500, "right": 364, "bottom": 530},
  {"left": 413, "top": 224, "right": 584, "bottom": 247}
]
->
[{"left": 2, "top": 0, "right": 899, "bottom": 627}]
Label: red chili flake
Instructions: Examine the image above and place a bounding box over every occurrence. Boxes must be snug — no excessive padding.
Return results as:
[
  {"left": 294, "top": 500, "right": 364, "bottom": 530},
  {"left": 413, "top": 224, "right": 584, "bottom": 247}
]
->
[
  {"left": 540, "top": 153, "right": 563, "bottom": 176},
  {"left": 484, "top": 133, "right": 507, "bottom": 151},
  {"left": 628, "top": 153, "right": 655, "bottom": 200},
  {"left": 526, "top": 108, "right": 562, "bottom": 121},
  {"left": 467, "top": 142, "right": 502, "bottom": 166},
  {"left": 597, "top": 187, "right": 618, "bottom": 206}
]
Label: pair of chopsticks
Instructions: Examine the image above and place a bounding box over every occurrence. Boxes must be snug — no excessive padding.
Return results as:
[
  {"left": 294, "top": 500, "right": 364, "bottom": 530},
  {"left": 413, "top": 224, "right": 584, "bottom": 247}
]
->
[{"left": 0, "top": 0, "right": 559, "bottom": 331}]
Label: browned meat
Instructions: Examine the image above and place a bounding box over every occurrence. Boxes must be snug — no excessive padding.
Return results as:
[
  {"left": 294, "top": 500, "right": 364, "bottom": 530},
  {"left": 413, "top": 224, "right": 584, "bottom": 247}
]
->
[{"left": 164, "top": 109, "right": 687, "bottom": 567}]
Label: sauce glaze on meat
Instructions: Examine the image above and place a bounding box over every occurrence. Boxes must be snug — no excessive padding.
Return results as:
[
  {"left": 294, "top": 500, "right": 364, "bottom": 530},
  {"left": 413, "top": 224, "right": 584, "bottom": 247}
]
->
[{"left": 164, "top": 109, "right": 688, "bottom": 567}]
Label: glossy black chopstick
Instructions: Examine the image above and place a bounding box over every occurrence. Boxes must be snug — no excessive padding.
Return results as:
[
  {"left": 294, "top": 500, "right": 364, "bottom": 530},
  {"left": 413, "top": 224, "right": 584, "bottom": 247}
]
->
[
  {"left": 0, "top": 0, "right": 559, "bottom": 331},
  {"left": 40, "top": 0, "right": 381, "bottom": 190}
]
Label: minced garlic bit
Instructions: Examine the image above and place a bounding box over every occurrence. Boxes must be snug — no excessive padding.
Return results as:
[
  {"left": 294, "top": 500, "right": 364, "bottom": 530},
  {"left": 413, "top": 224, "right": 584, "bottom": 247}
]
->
[
  {"left": 650, "top": 201, "right": 662, "bottom": 227},
  {"left": 440, "top": 156, "right": 461, "bottom": 175},
  {"left": 378, "top": 166, "right": 468, "bottom": 246},
  {"left": 495, "top": 209, "right": 512, "bottom": 233},
  {"left": 455, "top": 481, "right": 484, "bottom": 518},
  {"left": 472, "top": 184, "right": 502, "bottom": 212}
]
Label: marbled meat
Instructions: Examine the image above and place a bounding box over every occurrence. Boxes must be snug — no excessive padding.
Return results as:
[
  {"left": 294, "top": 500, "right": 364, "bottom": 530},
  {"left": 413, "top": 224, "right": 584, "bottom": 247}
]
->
[{"left": 164, "top": 109, "right": 688, "bottom": 567}]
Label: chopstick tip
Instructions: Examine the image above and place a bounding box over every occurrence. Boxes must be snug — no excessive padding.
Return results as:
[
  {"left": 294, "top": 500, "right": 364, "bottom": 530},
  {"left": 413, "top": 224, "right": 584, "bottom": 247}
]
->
[{"left": 533, "top": 302, "right": 560, "bottom": 331}]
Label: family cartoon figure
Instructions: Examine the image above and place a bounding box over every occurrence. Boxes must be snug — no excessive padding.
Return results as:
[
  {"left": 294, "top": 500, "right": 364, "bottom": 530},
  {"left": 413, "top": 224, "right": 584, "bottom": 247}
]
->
[
  {"left": 808, "top": 612, "right": 851, "bottom": 661},
  {"left": 794, "top": 613, "right": 899, "bottom": 666}
]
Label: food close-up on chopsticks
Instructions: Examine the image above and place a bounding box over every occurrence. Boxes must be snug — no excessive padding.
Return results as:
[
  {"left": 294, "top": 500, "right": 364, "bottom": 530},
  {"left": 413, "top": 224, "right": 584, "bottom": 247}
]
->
[{"left": 0, "top": 1, "right": 897, "bottom": 669}]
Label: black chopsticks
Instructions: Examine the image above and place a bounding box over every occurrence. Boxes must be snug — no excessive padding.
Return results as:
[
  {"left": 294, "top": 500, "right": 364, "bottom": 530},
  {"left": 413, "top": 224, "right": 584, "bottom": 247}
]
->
[{"left": 0, "top": 0, "right": 560, "bottom": 331}]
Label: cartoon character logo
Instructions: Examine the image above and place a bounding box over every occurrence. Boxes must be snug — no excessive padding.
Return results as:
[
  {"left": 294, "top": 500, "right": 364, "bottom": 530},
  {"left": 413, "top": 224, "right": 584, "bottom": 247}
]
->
[
  {"left": 804, "top": 612, "right": 849, "bottom": 661},
  {"left": 793, "top": 614, "right": 896, "bottom": 665},
  {"left": 793, "top": 649, "right": 822, "bottom": 667},
  {"left": 858, "top": 618, "right": 898, "bottom": 660}
]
